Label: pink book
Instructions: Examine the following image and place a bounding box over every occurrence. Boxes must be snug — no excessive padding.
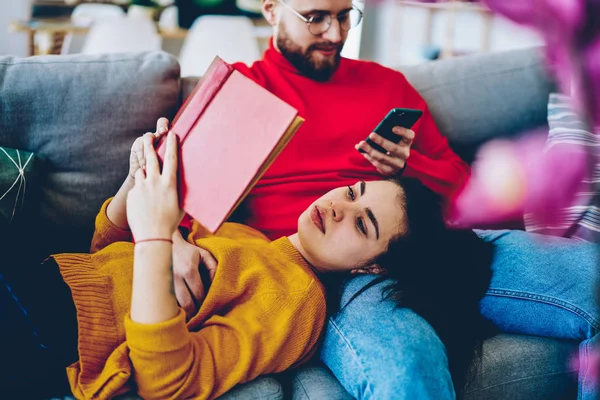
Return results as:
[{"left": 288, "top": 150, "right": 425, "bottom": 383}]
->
[{"left": 157, "top": 56, "right": 304, "bottom": 233}]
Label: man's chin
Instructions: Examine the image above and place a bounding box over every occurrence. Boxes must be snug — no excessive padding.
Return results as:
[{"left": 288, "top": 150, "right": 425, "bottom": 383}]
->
[{"left": 306, "top": 59, "right": 339, "bottom": 82}]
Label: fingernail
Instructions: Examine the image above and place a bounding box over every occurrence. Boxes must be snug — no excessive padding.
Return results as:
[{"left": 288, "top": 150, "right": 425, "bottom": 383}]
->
[{"left": 369, "top": 133, "right": 376, "bottom": 139}]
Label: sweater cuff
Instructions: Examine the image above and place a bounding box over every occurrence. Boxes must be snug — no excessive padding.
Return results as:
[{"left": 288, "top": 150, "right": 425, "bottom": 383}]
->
[
  {"left": 95, "top": 198, "right": 133, "bottom": 243},
  {"left": 124, "top": 309, "right": 189, "bottom": 353}
]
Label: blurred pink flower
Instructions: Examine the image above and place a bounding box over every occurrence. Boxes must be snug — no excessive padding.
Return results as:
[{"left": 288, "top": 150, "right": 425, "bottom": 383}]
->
[
  {"left": 483, "top": 0, "right": 600, "bottom": 127},
  {"left": 569, "top": 347, "right": 600, "bottom": 386},
  {"left": 450, "top": 132, "right": 590, "bottom": 229}
]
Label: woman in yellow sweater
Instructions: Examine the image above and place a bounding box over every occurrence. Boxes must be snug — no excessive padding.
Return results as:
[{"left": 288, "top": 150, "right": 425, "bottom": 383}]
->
[{"left": 0, "top": 122, "right": 491, "bottom": 399}]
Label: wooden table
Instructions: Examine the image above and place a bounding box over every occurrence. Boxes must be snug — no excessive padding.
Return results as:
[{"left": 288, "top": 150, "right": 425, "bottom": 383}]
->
[{"left": 9, "top": 18, "right": 272, "bottom": 55}]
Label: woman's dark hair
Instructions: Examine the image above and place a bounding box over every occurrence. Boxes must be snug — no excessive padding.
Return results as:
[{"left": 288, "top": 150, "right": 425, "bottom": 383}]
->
[{"left": 341, "top": 177, "right": 497, "bottom": 395}]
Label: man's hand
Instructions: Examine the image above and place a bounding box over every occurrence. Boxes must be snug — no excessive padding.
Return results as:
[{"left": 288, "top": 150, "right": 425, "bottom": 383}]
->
[
  {"left": 172, "top": 231, "right": 218, "bottom": 320},
  {"left": 355, "top": 126, "right": 415, "bottom": 176}
]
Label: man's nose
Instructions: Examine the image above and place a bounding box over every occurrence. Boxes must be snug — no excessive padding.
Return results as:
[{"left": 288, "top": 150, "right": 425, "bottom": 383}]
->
[{"left": 322, "top": 18, "right": 342, "bottom": 43}]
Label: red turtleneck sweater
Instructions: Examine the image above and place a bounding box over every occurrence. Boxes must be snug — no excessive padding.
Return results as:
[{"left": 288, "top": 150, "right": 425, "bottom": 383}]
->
[{"left": 222, "top": 41, "right": 470, "bottom": 239}]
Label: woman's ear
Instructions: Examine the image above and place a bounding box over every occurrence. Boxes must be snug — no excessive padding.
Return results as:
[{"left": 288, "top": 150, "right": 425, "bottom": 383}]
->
[
  {"left": 262, "top": 0, "right": 278, "bottom": 26},
  {"left": 350, "top": 264, "right": 387, "bottom": 275}
]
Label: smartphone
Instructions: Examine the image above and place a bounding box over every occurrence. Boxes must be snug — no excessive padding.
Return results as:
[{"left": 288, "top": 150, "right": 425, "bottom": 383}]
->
[{"left": 359, "top": 108, "right": 423, "bottom": 154}]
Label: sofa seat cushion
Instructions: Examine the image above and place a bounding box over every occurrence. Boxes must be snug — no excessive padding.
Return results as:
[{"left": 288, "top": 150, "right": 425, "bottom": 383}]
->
[{"left": 464, "top": 334, "right": 578, "bottom": 400}]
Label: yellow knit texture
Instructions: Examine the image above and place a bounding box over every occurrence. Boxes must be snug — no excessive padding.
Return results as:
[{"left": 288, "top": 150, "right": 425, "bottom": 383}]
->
[{"left": 52, "top": 199, "right": 326, "bottom": 400}]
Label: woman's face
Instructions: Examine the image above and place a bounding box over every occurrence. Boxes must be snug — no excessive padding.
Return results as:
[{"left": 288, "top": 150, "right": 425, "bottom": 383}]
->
[{"left": 295, "top": 180, "right": 406, "bottom": 272}]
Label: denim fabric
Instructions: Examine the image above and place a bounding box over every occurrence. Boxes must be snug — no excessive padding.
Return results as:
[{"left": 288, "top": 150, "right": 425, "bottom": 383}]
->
[
  {"left": 320, "top": 230, "right": 598, "bottom": 400},
  {"left": 476, "top": 230, "right": 599, "bottom": 400},
  {"left": 320, "top": 274, "right": 455, "bottom": 400}
]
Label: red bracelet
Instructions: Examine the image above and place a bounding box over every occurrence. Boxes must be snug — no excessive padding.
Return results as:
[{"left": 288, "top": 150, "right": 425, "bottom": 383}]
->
[{"left": 135, "top": 238, "right": 173, "bottom": 245}]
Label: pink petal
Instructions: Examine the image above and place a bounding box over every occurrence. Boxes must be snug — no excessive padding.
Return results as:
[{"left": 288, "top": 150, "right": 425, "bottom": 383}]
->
[{"left": 450, "top": 132, "right": 590, "bottom": 229}]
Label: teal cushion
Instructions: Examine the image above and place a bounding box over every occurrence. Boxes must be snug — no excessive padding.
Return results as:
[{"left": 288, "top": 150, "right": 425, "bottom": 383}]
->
[{"left": 0, "top": 147, "right": 39, "bottom": 225}]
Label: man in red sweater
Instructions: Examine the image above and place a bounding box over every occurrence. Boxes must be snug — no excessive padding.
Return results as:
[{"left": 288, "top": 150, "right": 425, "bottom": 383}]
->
[
  {"left": 171, "top": 0, "right": 600, "bottom": 399},
  {"left": 172, "top": 0, "right": 466, "bottom": 397},
  {"left": 230, "top": 16, "right": 469, "bottom": 240}
]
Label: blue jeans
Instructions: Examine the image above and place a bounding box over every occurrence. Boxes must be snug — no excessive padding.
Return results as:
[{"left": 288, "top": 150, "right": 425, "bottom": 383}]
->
[{"left": 320, "top": 230, "right": 599, "bottom": 400}]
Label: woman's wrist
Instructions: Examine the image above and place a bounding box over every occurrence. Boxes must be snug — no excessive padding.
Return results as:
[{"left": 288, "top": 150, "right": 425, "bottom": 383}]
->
[
  {"left": 135, "top": 238, "right": 173, "bottom": 245},
  {"left": 133, "top": 240, "right": 173, "bottom": 270}
]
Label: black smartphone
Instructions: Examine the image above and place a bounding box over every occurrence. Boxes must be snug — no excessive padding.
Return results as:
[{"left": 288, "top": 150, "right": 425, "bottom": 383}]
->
[{"left": 359, "top": 108, "right": 423, "bottom": 153}]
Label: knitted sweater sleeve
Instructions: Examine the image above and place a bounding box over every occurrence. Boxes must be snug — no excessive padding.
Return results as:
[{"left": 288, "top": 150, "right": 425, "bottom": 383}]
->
[
  {"left": 90, "top": 198, "right": 132, "bottom": 253},
  {"left": 124, "top": 281, "right": 326, "bottom": 399}
]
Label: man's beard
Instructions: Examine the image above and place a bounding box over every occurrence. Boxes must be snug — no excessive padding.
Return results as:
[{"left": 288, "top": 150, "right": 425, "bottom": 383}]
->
[{"left": 276, "top": 25, "right": 342, "bottom": 82}]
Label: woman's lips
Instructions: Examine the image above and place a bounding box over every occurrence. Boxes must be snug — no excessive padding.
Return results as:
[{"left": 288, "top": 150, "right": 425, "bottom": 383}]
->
[{"left": 311, "top": 205, "right": 326, "bottom": 233}]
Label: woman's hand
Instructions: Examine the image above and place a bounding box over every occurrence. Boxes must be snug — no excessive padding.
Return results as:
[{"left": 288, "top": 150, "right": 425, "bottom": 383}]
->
[
  {"left": 106, "top": 118, "right": 171, "bottom": 230},
  {"left": 127, "top": 131, "right": 182, "bottom": 241},
  {"left": 129, "top": 117, "right": 170, "bottom": 180},
  {"left": 129, "top": 130, "right": 182, "bottom": 325}
]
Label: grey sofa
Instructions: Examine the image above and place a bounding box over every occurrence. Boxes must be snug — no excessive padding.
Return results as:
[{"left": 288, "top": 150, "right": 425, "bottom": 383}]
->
[{"left": 0, "top": 48, "right": 579, "bottom": 399}]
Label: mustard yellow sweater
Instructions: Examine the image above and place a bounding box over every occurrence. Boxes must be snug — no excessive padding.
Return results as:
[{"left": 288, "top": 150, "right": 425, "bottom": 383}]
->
[{"left": 52, "top": 199, "right": 327, "bottom": 400}]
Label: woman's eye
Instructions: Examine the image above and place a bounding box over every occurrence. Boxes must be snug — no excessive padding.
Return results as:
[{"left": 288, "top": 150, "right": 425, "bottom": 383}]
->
[
  {"left": 356, "top": 218, "right": 366, "bottom": 235},
  {"left": 347, "top": 186, "right": 355, "bottom": 200}
]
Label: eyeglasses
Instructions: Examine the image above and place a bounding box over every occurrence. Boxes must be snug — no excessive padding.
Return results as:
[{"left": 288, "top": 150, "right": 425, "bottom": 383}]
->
[{"left": 277, "top": 0, "right": 363, "bottom": 36}]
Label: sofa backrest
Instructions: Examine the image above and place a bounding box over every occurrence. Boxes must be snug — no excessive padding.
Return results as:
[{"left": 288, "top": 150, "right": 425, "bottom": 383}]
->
[
  {"left": 401, "top": 47, "right": 555, "bottom": 161},
  {"left": 0, "top": 48, "right": 554, "bottom": 254},
  {"left": 0, "top": 52, "right": 180, "bottom": 252}
]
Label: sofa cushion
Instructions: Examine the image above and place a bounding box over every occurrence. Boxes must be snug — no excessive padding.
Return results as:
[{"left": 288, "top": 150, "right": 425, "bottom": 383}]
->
[
  {"left": 0, "top": 52, "right": 180, "bottom": 251},
  {"left": 464, "top": 334, "right": 578, "bottom": 400},
  {"left": 289, "top": 365, "right": 353, "bottom": 400},
  {"left": 0, "top": 147, "right": 40, "bottom": 225},
  {"left": 217, "top": 376, "right": 283, "bottom": 400}
]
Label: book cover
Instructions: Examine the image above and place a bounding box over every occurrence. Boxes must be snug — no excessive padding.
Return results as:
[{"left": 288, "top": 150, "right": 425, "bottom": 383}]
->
[{"left": 157, "top": 56, "right": 304, "bottom": 233}]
